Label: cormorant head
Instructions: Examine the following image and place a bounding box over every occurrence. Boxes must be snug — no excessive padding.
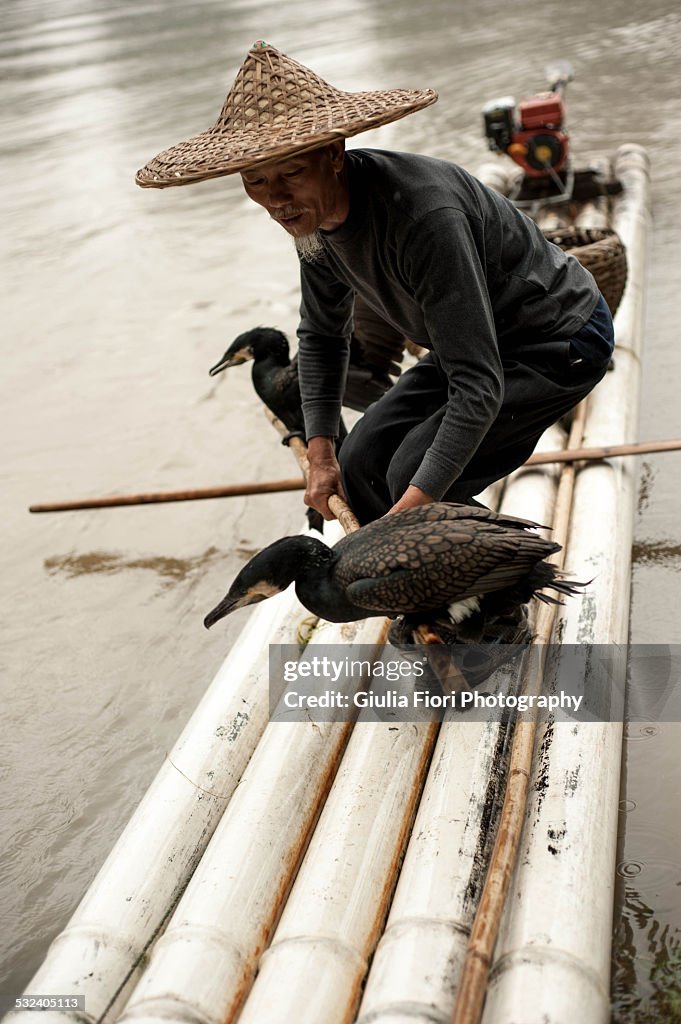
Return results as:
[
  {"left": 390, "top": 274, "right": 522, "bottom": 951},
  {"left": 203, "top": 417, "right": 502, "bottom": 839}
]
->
[
  {"left": 203, "top": 535, "right": 326, "bottom": 629},
  {"left": 209, "top": 328, "right": 290, "bottom": 375}
]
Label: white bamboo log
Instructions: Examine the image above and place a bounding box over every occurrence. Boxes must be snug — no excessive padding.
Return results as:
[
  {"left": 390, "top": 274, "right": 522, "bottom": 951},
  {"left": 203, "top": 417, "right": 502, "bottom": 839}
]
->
[
  {"left": 5, "top": 577, "right": 316, "bottom": 1024},
  {"left": 482, "top": 144, "right": 650, "bottom": 1024},
  {"left": 237, "top": 715, "right": 439, "bottom": 1024},
  {"left": 116, "top": 613, "right": 388, "bottom": 1024},
  {"left": 355, "top": 426, "right": 566, "bottom": 1024},
  {"left": 499, "top": 423, "right": 565, "bottom": 521},
  {"left": 355, "top": 714, "right": 517, "bottom": 1024},
  {"left": 573, "top": 156, "right": 612, "bottom": 232}
]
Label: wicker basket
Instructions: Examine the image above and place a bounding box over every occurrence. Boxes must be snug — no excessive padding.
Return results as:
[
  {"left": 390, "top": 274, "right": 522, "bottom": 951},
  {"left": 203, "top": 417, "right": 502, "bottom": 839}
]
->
[{"left": 543, "top": 227, "right": 628, "bottom": 316}]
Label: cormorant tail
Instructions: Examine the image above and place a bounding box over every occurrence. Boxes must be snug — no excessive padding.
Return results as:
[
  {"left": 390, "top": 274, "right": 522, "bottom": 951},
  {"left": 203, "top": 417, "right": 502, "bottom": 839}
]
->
[{"left": 530, "top": 561, "right": 591, "bottom": 605}]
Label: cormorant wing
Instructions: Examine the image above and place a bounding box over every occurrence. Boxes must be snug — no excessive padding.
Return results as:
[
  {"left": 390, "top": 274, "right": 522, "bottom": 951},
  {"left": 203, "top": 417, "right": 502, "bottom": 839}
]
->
[{"left": 334, "top": 504, "right": 556, "bottom": 614}]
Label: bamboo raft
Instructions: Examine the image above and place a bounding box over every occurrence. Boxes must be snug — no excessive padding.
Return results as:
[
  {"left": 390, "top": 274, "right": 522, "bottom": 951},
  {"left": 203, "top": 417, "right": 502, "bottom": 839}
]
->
[{"left": 6, "top": 144, "right": 650, "bottom": 1024}]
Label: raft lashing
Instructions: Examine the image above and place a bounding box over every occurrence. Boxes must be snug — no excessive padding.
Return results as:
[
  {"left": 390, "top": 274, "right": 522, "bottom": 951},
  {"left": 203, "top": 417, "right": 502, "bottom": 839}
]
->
[{"left": 6, "top": 144, "right": 650, "bottom": 1024}]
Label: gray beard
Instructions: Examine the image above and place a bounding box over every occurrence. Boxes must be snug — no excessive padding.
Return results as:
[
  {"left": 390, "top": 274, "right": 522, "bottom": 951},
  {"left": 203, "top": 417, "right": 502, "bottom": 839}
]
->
[{"left": 294, "top": 231, "right": 325, "bottom": 264}]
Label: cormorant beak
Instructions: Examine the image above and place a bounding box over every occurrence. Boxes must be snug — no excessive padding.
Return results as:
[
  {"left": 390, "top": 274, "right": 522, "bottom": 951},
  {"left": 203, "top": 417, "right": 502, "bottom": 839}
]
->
[
  {"left": 204, "top": 582, "right": 278, "bottom": 629},
  {"left": 205, "top": 593, "right": 248, "bottom": 622},
  {"left": 208, "top": 346, "right": 253, "bottom": 375}
]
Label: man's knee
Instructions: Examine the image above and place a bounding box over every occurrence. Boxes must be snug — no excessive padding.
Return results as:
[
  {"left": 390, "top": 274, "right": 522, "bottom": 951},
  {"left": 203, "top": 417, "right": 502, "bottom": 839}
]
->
[
  {"left": 338, "top": 419, "right": 369, "bottom": 477},
  {"left": 338, "top": 415, "right": 394, "bottom": 523}
]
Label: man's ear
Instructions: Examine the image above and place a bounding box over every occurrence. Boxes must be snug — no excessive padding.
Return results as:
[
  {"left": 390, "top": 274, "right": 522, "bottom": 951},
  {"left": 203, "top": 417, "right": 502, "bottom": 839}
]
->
[{"left": 328, "top": 139, "right": 346, "bottom": 171}]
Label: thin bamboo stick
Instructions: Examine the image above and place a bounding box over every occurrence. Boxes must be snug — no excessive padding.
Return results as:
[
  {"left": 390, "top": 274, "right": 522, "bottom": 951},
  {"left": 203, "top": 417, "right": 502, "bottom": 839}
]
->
[
  {"left": 263, "top": 409, "right": 362, "bottom": 535},
  {"left": 28, "top": 478, "right": 305, "bottom": 512},
  {"left": 27, "top": 437, "right": 681, "bottom": 513},
  {"left": 525, "top": 437, "right": 681, "bottom": 464}
]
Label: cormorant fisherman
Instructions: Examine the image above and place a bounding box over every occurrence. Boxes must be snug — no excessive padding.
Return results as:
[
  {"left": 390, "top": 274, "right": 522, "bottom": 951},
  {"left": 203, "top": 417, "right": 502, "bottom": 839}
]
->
[{"left": 137, "top": 41, "right": 613, "bottom": 529}]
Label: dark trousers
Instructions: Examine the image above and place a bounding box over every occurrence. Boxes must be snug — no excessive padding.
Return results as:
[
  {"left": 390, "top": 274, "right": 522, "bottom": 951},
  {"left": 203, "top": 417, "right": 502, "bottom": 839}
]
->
[{"left": 339, "top": 297, "right": 613, "bottom": 524}]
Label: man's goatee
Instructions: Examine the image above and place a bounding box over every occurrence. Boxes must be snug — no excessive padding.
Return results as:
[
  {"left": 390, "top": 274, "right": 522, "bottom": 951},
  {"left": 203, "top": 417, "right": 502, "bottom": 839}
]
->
[{"left": 294, "top": 231, "right": 325, "bottom": 264}]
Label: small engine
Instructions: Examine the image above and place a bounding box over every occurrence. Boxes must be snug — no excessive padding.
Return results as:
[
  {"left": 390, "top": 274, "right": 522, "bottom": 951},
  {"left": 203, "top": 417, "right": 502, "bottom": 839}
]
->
[
  {"left": 481, "top": 64, "right": 624, "bottom": 208},
  {"left": 482, "top": 64, "right": 572, "bottom": 179}
]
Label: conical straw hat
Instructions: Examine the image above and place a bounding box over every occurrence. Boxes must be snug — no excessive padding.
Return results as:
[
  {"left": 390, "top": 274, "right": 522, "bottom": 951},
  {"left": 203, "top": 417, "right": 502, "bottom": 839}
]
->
[{"left": 136, "top": 40, "right": 438, "bottom": 188}]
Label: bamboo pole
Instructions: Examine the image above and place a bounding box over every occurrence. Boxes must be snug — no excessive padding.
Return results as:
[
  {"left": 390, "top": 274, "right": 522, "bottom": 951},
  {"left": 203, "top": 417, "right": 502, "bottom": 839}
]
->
[
  {"left": 26, "top": 438, "right": 681, "bottom": 514},
  {"left": 525, "top": 437, "right": 681, "bottom": 464},
  {"left": 481, "top": 144, "right": 650, "bottom": 1024},
  {"left": 28, "top": 478, "right": 305, "bottom": 512}
]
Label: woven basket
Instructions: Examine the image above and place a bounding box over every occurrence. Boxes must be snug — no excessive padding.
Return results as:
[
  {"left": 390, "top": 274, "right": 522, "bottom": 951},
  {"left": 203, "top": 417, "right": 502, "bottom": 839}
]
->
[{"left": 543, "top": 227, "right": 628, "bottom": 316}]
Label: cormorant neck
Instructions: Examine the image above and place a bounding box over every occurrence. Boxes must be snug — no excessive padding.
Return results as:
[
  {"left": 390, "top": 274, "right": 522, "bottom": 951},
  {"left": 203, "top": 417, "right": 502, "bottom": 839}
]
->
[
  {"left": 273, "top": 535, "right": 335, "bottom": 587},
  {"left": 257, "top": 348, "right": 290, "bottom": 368}
]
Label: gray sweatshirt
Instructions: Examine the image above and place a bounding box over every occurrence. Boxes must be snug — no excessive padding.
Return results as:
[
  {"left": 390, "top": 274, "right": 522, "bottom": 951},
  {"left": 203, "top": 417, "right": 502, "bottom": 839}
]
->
[{"left": 297, "top": 148, "right": 599, "bottom": 500}]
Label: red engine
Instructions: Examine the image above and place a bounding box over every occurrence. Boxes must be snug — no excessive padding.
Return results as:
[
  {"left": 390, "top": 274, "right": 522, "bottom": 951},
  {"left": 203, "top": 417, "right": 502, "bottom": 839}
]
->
[{"left": 483, "top": 76, "right": 571, "bottom": 179}]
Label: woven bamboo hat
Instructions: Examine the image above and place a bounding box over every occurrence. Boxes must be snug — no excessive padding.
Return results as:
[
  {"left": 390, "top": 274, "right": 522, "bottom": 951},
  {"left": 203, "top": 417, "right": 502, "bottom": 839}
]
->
[{"left": 136, "top": 40, "right": 438, "bottom": 188}]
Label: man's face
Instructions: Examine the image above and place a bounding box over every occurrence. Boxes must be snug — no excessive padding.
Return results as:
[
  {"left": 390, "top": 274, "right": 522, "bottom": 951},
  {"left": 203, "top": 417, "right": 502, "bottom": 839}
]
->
[{"left": 240, "top": 142, "right": 347, "bottom": 238}]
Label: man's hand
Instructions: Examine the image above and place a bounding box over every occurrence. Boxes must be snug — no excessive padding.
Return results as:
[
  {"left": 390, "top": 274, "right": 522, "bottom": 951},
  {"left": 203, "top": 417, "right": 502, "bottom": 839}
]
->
[
  {"left": 387, "top": 484, "right": 434, "bottom": 516},
  {"left": 305, "top": 436, "right": 346, "bottom": 521}
]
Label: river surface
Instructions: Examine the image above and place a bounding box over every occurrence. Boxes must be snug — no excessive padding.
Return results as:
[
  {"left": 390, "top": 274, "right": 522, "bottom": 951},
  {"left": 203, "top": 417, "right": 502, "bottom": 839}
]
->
[{"left": 2, "top": 0, "right": 680, "bottom": 1018}]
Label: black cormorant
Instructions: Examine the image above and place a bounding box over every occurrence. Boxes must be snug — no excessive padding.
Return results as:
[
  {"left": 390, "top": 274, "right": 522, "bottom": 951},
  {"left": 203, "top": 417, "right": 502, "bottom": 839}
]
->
[
  {"left": 209, "top": 325, "right": 347, "bottom": 441},
  {"left": 208, "top": 296, "right": 408, "bottom": 423},
  {"left": 204, "top": 503, "right": 584, "bottom": 639},
  {"left": 209, "top": 300, "right": 410, "bottom": 535}
]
